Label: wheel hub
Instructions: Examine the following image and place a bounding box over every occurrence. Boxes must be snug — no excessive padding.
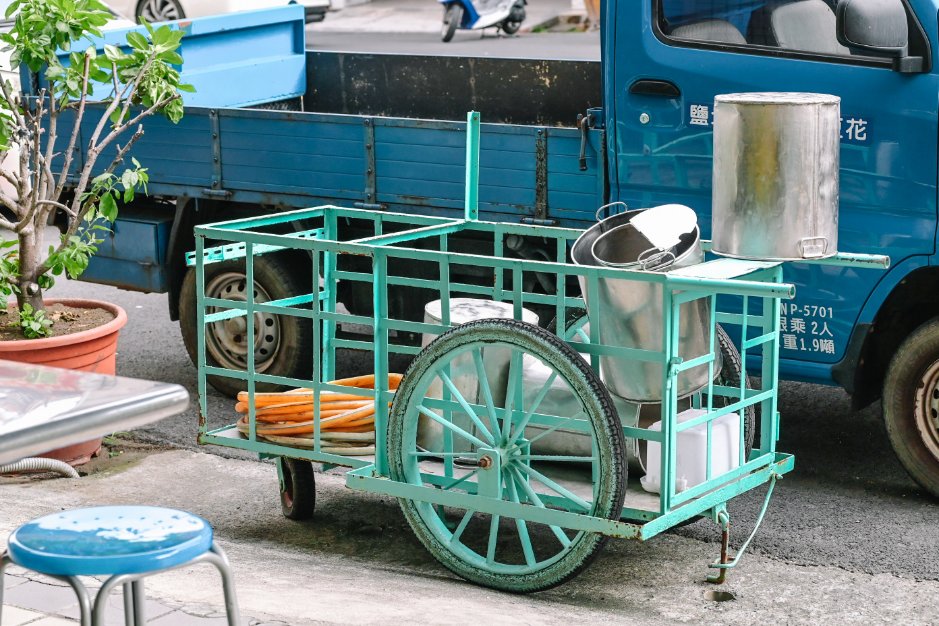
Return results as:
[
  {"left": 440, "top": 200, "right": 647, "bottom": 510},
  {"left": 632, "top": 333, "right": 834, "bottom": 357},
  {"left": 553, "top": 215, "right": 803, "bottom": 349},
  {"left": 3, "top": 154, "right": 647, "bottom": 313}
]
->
[
  {"left": 916, "top": 360, "right": 939, "bottom": 459},
  {"left": 204, "top": 272, "right": 281, "bottom": 372}
]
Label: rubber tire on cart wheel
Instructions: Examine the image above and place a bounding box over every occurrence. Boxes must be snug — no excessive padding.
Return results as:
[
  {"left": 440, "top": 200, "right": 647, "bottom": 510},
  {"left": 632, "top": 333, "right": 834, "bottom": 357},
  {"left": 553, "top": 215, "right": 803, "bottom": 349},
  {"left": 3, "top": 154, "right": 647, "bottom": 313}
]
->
[
  {"left": 389, "top": 318, "right": 627, "bottom": 592},
  {"left": 442, "top": 4, "right": 461, "bottom": 42},
  {"left": 883, "top": 319, "right": 939, "bottom": 498},
  {"left": 279, "top": 457, "right": 316, "bottom": 520},
  {"left": 179, "top": 254, "right": 313, "bottom": 398}
]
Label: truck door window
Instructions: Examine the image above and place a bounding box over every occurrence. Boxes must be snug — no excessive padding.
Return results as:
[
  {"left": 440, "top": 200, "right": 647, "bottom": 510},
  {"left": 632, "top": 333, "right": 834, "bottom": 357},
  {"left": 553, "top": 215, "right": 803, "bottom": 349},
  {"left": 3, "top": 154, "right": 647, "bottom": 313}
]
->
[{"left": 656, "top": 0, "right": 923, "bottom": 68}]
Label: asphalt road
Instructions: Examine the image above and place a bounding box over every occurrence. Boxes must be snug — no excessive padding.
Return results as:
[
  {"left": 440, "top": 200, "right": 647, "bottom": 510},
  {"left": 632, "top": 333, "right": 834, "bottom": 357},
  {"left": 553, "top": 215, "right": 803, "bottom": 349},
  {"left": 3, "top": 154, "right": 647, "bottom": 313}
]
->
[
  {"left": 307, "top": 30, "right": 601, "bottom": 60},
  {"left": 48, "top": 275, "right": 939, "bottom": 585}
]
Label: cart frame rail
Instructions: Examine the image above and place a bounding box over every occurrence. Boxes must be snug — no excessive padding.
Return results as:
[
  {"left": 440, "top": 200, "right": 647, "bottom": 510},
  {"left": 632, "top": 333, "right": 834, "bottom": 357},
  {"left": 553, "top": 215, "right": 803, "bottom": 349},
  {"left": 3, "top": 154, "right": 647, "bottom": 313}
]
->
[{"left": 189, "top": 112, "right": 888, "bottom": 588}]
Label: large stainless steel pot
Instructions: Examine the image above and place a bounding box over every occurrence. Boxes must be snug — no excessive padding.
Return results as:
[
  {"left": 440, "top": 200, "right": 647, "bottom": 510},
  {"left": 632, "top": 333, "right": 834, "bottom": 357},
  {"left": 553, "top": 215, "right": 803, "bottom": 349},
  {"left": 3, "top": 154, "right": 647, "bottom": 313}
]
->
[
  {"left": 571, "top": 208, "right": 720, "bottom": 402},
  {"left": 712, "top": 92, "right": 840, "bottom": 260}
]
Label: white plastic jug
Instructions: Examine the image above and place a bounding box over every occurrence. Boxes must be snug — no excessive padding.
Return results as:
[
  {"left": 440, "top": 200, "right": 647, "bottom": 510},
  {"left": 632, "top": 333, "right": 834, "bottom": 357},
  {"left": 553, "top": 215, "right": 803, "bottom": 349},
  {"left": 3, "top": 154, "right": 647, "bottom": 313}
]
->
[
  {"left": 418, "top": 298, "right": 538, "bottom": 453},
  {"left": 640, "top": 408, "right": 741, "bottom": 494}
]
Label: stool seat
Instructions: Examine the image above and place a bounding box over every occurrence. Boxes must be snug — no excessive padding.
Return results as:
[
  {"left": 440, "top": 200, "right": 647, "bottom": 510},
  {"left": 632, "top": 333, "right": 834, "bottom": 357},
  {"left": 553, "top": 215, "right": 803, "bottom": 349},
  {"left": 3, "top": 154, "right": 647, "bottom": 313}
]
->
[{"left": 8, "top": 506, "right": 213, "bottom": 577}]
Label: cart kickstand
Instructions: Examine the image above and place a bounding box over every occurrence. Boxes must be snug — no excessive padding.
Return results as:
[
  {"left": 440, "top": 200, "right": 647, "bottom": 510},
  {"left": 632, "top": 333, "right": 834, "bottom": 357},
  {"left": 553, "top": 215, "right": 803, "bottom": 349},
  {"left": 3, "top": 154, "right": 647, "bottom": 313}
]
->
[
  {"left": 707, "top": 508, "right": 732, "bottom": 584},
  {"left": 707, "top": 473, "right": 781, "bottom": 584}
]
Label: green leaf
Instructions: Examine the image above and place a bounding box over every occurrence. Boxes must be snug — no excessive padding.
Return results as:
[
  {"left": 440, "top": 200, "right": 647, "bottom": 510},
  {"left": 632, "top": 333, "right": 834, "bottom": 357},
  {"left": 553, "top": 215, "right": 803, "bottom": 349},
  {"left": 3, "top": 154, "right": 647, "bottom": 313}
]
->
[
  {"left": 98, "top": 192, "right": 117, "bottom": 222},
  {"left": 152, "top": 24, "right": 171, "bottom": 46},
  {"left": 120, "top": 168, "right": 138, "bottom": 189},
  {"left": 161, "top": 50, "right": 183, "bottom": 65},
  {"left": 126, "top": 31, "right": 148, "bottom": 51},
  {"left": 103, "top": 43, "right": 122, "bottom": 61}
]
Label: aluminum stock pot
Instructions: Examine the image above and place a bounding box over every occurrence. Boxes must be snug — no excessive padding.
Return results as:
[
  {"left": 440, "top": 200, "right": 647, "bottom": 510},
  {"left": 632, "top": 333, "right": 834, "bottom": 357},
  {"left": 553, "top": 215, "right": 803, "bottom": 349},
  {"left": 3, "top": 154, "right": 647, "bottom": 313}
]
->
[
  {"left": 711, "top": 92, "right": 840, "bottom": 260},
  {"left": 571, "top": 207, "right": 720, "bottom": 402}
]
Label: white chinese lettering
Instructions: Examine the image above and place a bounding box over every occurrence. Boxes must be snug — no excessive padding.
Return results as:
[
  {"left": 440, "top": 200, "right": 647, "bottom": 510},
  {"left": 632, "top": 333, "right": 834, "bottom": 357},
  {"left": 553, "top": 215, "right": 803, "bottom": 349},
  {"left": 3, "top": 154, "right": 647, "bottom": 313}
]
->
[
  {"left": 783, "top": 334, "right": 798, "bottom": 350},
  {"left": 845, "top": 118, "right": 868, "bottom": 142},
  {"left": 690, "top": 104, "right": 710, "bottom": 126},
  {"left": 791, "top": 318, "right": 806, "bottom": 334}
]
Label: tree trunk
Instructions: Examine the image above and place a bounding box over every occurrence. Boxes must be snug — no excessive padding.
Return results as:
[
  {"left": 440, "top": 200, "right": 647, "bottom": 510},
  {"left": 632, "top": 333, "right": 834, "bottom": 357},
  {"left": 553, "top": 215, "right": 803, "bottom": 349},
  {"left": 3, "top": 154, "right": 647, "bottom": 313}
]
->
[{"left": 16, "top": 226, "right": 44, "bottom": 313}]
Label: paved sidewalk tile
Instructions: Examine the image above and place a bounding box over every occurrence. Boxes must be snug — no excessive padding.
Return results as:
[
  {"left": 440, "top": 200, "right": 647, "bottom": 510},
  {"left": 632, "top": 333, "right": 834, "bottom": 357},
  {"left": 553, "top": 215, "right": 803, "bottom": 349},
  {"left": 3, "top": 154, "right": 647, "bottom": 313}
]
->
[
  {"left": 3, "top": 582, "right": 78, "bottom": 615},
  {"left": 1, "top": 605, "right": 45, "bottom": 626},
  {"left": 26, "top": 619, "right": 77, "bottom": 626},
  {"left": 148, "top": 610, "right": 232, "bottom": 625},
  {"left": 55, "top": 592, "right": 174, "bottom": 623}
]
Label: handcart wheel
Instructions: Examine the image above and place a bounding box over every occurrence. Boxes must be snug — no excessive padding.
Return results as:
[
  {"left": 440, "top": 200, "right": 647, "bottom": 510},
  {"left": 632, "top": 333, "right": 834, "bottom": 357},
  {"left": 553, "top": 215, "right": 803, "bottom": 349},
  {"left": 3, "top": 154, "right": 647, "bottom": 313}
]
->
[
  {"left": 550, "top": 310, "right": 756, "bottom": 459},
  {"left": 388, "top": 318, "right": 627, "bottom": 593},
  {"left": 278, "top": 457, "right": 316, "bottom": 521}
]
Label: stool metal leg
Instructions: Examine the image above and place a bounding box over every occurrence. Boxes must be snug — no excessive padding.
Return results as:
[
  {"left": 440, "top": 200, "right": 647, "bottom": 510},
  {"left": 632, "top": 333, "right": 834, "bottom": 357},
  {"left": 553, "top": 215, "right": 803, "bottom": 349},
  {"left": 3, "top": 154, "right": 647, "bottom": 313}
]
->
[
  {"left": 131, "top": 580, "right": 146, "bottom": 625},
  {"left": 95, "top": 573, "right": 135, "bottom": 626},
  {"left": 212, "top": 542, "right": 241, "bottom": 626},
  {"left": 193, "top": 542, "right": 241, "bottom": 626},
  {"left": 56, "top": 575, "right": 93, "bottom": 626},
  {"left": 93, "top": 543, "right": 242, "bottom": 626},
  {"left": 3, "top": 551, "right": 92, "bottom": 626},
  {"left": 0, "top": 551, "right": 9, "bottom": 624},
  {"left": 123, "top": 583, "right": 135, "bottom": 626}
]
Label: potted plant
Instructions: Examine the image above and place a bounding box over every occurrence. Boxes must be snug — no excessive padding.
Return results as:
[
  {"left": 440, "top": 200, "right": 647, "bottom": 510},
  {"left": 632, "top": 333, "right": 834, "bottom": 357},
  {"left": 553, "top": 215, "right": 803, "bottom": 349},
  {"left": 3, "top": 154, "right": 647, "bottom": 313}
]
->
[{"left": 0, "top": 0, "right": 191, "bottom": 464}]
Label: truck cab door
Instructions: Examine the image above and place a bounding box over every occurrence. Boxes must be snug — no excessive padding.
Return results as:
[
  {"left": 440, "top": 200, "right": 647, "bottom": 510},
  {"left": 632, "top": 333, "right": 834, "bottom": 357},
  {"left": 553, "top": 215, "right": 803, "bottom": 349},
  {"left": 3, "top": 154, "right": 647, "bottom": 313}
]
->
[{"left": 608, "top": 0, "right": 939, "bottom": 375}]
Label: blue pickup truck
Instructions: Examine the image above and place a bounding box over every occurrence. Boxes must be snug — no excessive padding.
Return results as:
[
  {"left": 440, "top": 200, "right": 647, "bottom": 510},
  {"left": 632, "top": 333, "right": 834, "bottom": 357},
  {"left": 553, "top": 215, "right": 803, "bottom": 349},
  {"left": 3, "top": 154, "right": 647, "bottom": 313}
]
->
[{"left": 53, "top": 0, "right": 939, "bottom": 497}]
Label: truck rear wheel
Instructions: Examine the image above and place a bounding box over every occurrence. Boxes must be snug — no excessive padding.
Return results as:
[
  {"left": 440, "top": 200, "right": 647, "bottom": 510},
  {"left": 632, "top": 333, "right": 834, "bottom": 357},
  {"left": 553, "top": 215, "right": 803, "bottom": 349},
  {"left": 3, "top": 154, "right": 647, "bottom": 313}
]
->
[
  {"left": 883, "top": 318, "right": 939, "bottom": 498},
  {"left": 179, "top": 255, "right": 313, "bottom": 398}
]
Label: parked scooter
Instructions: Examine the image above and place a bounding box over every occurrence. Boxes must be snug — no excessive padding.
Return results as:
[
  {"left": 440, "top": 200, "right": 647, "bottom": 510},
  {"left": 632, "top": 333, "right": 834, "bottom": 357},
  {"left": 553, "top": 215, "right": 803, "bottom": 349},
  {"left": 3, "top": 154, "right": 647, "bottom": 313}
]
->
[{"left": 439, "top": 0, "right": 527, "bottom": 42}]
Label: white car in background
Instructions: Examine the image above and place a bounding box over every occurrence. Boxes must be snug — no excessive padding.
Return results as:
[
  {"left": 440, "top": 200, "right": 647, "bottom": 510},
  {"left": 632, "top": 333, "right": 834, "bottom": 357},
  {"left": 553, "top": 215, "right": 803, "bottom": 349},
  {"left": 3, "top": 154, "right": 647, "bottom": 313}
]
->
[{"left": 108, "top": 0, "right": 331, "bottom": 24}]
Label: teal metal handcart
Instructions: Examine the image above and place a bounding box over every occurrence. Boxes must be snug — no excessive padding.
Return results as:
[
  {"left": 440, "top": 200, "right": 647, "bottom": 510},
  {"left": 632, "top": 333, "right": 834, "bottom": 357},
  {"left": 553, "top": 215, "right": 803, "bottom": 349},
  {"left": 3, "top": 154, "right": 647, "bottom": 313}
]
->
[{"left": 189, "top": 113, "right": 888, "bottom": 592}]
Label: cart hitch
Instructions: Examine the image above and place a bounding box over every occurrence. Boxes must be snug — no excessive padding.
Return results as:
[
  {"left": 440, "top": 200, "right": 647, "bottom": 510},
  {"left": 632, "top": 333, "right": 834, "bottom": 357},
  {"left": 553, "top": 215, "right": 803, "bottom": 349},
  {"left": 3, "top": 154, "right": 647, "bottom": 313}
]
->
[{"left": 706, "top": 473, "right": 781, "bottom": 584}]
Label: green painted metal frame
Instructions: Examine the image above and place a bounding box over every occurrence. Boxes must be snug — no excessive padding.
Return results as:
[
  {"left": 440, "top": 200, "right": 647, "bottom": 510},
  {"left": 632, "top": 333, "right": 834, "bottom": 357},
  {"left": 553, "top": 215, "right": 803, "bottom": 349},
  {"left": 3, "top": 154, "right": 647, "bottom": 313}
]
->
[{"left": 190, "top": 111, "right": 888, "bottom": 551}]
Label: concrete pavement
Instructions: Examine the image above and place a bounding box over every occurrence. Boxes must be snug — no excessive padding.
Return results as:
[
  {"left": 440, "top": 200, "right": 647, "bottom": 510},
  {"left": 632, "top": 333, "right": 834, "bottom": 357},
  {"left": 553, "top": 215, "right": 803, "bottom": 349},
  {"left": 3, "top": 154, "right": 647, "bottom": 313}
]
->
[
  {"left": 2, "top": 448, "right": 938, "bottom": 625},
  {"left": 314, "top": 0, "right": 582, "bottom": 34}
]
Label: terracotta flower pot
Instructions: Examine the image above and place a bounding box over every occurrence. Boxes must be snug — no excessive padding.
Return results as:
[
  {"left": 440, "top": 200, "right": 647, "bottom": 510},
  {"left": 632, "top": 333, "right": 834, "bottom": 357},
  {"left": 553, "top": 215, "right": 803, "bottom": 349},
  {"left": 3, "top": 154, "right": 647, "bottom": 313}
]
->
[{"left": 0, "top": 298, "right": 128, "bottom": 466}]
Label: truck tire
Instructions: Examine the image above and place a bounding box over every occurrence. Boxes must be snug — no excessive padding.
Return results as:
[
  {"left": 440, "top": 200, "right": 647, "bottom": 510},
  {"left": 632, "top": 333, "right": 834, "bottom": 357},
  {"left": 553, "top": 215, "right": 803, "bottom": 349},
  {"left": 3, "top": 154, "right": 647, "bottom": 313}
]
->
[
  {"left": 442, "top": 4, "right": 461, "bottom": 42},
  {"left": 883, "top": 318, "right": 939, "bottom": 498},
  {"left": 179, "top": 255, "right": 313, "bottom": 398}
]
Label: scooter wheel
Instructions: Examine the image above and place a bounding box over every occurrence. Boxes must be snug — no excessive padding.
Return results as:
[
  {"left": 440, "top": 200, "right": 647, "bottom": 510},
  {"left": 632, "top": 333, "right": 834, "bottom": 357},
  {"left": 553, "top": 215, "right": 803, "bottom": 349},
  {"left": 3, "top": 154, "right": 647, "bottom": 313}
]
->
[{"left": 442, "top": 4, "right": 462, "bottom": 42}]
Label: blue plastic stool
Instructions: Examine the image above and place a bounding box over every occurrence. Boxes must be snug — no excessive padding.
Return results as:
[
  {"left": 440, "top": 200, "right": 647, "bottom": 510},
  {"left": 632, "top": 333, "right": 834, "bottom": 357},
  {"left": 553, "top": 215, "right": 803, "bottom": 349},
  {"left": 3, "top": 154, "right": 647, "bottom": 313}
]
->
[{"left": 0, "top": 506, "right": 241, "bottom": 626}]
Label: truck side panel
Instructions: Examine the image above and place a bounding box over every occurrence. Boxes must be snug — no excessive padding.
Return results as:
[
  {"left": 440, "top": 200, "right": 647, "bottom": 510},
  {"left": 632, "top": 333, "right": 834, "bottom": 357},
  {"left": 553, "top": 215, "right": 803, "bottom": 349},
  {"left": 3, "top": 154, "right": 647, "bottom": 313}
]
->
[
  {"left": 609, "top": 0, "right": 939, "bottom": 383},
  {"left": 75, "top": 110, "right": 604, "bottom": 292}
]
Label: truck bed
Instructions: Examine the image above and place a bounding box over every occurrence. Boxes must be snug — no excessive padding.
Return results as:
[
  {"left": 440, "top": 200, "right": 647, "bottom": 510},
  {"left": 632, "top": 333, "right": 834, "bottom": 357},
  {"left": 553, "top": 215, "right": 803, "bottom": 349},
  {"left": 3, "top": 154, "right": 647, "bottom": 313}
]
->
[
  {"left": 67, "top": 51, "right": 604, "bottom": 292},
  {"left": 74, "top": 51, "right": 604, "bottom": 221}
]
